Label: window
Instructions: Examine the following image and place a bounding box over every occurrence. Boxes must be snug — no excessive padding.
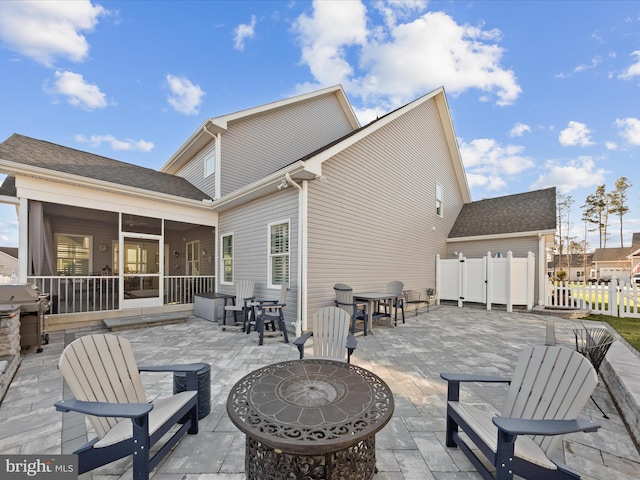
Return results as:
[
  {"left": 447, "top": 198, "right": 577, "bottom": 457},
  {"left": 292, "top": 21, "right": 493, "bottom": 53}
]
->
[
  {"left": 56, "top": 234, "right": 91, "bottom": 275},
  {"left": 186, "top": 240, "right": 200, "bottom": 275},
  {"left": 436, "top": 183, "right": 443, "bottom": 217},
  {"left": 221, "top": 234, "right": 233, "bottom": 284},
  {"left": 268, "top": 221, "right": 289, "bottom": 288},
  {"left": 204, "top": 147, "right": 215, "bottom": 177}
]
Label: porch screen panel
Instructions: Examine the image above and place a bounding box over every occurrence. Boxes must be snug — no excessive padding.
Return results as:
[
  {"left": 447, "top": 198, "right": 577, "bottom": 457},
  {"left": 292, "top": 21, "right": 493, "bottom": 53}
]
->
[{"left": 269, "top": 222, "right": 289, "bottom": 286}]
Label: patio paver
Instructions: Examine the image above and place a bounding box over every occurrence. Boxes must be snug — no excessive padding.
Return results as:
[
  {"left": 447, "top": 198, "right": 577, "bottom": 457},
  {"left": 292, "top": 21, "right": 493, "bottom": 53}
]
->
[{"left": 1, "top": 305, "right": 639, "bottom": 480}]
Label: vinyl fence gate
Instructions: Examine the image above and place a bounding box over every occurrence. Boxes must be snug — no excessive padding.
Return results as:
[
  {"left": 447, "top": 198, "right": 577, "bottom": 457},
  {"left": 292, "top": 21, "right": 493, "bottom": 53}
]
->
[{"left": 436, "top": 251, "right": 536, "bottom": 312}]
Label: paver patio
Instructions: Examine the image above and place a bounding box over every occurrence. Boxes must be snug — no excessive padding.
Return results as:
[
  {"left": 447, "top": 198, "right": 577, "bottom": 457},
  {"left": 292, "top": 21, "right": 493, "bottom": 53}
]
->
[{"left": 1, "top": 304, "right": 639, "bottom": 479}]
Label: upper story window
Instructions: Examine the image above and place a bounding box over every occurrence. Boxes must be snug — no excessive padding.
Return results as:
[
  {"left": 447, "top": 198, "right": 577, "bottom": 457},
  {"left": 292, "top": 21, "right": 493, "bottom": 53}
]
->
[
  {"left": 220, "top": 233, "right": 233, "bottom": 284},
  {"left": 204, "top": 148, "right": 215, "bottom": 178},
  {"left": 56, "top": 234, "right": 92, "bottom": 275},
  {"left": 268, "top": 221, "right": 289, "bottom": 288},
  {"left": 436, "top": 183, "right": 443, "bottom": 217}
]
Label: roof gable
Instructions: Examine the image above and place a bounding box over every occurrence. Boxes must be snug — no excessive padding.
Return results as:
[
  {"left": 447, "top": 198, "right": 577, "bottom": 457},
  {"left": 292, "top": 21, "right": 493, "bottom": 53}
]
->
[
  {"left": 0, "top": 134, "right": 210, "bottom": 202},
  {"left": 592, "top": 246, "right": 635, "bottom": 262},
  {"left": 448, "top": 187, "right": 557, "bottom": 239}
]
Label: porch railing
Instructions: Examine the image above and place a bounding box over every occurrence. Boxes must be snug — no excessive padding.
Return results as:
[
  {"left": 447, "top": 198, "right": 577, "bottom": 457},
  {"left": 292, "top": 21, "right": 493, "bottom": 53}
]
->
[{"left": 27, "top": 275, "right": 215, "bottom": 314}]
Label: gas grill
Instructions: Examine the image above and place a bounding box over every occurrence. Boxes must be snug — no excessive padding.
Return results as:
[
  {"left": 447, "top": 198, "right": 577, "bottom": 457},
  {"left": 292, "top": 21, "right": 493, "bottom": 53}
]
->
[{"left": 0, "top": 283, "right": 50, "bottom": 354}]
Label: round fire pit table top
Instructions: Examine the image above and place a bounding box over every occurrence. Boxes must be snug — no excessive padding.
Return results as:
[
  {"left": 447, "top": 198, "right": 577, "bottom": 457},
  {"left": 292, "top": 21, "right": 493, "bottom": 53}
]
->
[{"left": 226, "top": 358, "right": 394, "bottom": 455}]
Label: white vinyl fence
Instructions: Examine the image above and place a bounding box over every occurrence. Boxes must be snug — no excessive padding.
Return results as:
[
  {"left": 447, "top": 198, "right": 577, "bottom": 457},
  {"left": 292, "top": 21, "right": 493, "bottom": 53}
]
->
[
  {"left": 546, "top": 278, "right": 640, "bottom": 319},
  {"left": 436, "top": 251, "right": 536, "bottom": 312}
]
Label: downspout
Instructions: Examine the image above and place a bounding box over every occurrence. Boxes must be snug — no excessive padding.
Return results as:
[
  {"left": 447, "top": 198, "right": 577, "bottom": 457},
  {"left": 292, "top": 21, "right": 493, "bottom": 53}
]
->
[{"left": 285, "top": 172, "right": 306, "bottom": 337}]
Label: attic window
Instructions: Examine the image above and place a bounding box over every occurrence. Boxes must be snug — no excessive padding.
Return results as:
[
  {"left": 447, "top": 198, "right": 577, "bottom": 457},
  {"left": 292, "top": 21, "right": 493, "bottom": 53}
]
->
[
  {"left": 436, "top": 183, "right": 443, "bottom": 217},
  {"left": 204, "top": 148, "right": 215, "bottom": 178}
]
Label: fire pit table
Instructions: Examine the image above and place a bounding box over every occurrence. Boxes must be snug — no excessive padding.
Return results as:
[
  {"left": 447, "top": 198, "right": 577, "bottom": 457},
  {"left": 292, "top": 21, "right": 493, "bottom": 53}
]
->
[{"left": 226, "top": 359, "right": 394, "bottom": 480}]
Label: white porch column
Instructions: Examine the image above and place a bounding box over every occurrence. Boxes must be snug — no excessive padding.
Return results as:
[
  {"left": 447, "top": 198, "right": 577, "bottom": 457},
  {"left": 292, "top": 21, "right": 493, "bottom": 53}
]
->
[{"left": 18, "top": 198, "right": 28, "bottom": 283}]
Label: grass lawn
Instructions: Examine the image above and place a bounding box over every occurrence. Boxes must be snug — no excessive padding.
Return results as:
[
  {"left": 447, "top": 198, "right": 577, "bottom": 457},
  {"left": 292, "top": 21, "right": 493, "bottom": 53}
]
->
[{"left": 586, "top": 314, "right": 640, "bottom": 352}]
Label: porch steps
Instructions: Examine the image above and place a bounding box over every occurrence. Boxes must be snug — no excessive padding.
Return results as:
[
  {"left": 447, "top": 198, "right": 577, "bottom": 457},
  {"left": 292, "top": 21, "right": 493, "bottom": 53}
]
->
[{"left": 103, "top": 312, "right": 188, "bottom": 332}]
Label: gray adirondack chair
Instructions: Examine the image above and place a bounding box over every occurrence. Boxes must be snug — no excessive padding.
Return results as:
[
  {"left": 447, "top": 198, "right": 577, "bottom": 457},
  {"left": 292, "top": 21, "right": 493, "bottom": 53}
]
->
[
  {"left": 223, "top": 279, "right": 255, "bottom": 330},
  {"left": 379, "top": 280, "right": 405, "bottom": 325},
  {"left": 441, "top": 345, "right": 600, "bottom": 480},
  {"left": 293, "top": 306, "right": 358, "bottom": 363},
  {"left": 54, "top": 334, "right": 202, "bottom": 480},
  {"left": 333, "top": 283, "right": 368, "bottom": 334},
  {"left": 246, "top": 283, "right": 290, "bottom": 345}
]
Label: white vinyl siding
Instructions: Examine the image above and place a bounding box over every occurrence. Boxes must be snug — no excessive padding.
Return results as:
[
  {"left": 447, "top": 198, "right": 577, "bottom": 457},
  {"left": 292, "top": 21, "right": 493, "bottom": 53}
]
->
[
  {"left": 177, "top": 144, "right": 217, "bottom": 199},
  {"left": 220, "top": 94, "right": 355, "bottom": 195},
  {"left": 220, "top": 234, "right": 233, "bottom": 284},
  {"left": 268, "top": 220, "right": 290, "bottom": 288},
  {"left": 217, "top": 189, "right": 298, "bottom": 325},
  {"left": 306, "top": 96, "right": 465, "bottom": 319}
]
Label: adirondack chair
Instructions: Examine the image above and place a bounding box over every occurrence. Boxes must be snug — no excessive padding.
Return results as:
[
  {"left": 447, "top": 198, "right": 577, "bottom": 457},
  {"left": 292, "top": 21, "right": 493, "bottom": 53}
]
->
[
  {"left": 223, "top": 279, "right": 255, "bottom": 330},
  {"left": 333, "top": 283, "right": 368, "bottom": 335},
  {"left": 293, "top": 306, "right": 358, "bottom": 363},
  {"left": 440, "top": 345, "right": 600, "bottom": 480},
  {"left": 246, "top": 283, "right": 290, "bottom": 345},
  {"left": 54, "top": 334, "right": 202, "bottom": 480},
  {"left": 573, "top": 327, "right": 615, "bottom": 418},
  {"left": 378, "top": 280, "right": 405, "bottom": 325}
]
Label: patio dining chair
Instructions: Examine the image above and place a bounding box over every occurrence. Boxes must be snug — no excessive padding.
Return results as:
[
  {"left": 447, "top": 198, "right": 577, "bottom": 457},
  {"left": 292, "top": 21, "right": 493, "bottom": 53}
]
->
[
  {"left": 573, "top": 327, "right": 615, "bottom": 418},
  {"left": 440, "top": 345, "right": 600, "bottom": 480},
  {"left": 246, "top": 283, "right": 290, "bottom": 345},
  {"left": 378, "top": 280, "right": 405, "bottom": 325},
  {"left": 223, "top": 280, "right": 255, "bottom": 330},
  {"left": 333, "top": 283, "right": 368, "bottom": 335},
  {"left": 54, "top": 333, "right": 202, "bottom": 480},
  {"left": 293, "top": 306, "right": 357, "bottom": 363}
]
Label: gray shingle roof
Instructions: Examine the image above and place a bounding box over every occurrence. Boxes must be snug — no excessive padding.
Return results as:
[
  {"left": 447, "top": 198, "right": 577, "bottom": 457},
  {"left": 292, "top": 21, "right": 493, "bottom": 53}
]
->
[
  {"left": 0, "top": 134, "right": 210, "bottom": 201},
  {"left": 592, "top": 247, "right": 635, "bottom": 262},
  {"left": 448, "top": 187, "right": 556, "bottom": 238},
  {"left": 0, "top": 246, "right": 18, "bottom": 259}
]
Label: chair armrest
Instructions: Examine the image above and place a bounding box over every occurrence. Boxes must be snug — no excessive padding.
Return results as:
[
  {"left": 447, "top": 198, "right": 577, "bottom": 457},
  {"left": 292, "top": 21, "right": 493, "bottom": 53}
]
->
[
  {"left": 346, "top": 333, "right": 357, "bottom": 350},
  {"left": 55, "top": 398, "right": 153, "bottom": 418},
  {"left": 293, "top": 331, "right": 313, "bottom": 347},
  {"left": 138, "top": 363, "right": 205, "bottom": 373},
  {"left": 440, "top": 373, "right": 511, "bottom": 383},
  {"left": 493, "top": 416, "right": 600, "bottom": 436}
]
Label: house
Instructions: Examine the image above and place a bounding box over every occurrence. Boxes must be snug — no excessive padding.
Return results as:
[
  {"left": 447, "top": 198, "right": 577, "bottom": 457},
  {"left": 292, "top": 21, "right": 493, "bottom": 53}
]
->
[
  {"left": 0, "top": 85, "right": 556, "bottom": 333},
  {"left": 547, "top": 253, "right": 594, "bottom": 281},
  {"left": 0, "top": 246, "right": 18, "bottom": 279},
  {"left": 590, "top": 233, "right": 640, "bottom": 282}
]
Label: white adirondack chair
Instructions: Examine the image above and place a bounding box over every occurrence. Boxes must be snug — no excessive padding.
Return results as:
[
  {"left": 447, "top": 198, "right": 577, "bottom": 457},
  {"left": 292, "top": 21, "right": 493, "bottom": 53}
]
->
[
  {"left": 223, "top": 279, "right": 255, "bottom": 330},
  {"left": 441, "top": 345, "right": 600, "bottom": 480},
  {"left": 293, "top": 306, "right": 358, "bottom": 363},
  {"left": 55, "top": 334, "right": 202, "bottom": 480}
]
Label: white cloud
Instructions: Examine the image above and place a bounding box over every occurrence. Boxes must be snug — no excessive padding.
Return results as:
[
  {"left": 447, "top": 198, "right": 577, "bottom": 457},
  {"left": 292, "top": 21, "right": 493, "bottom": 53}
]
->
[
  {"left": 558, "top": 121, "right": 594, "bottom": 147},
  {"left": 615, "top": 117, "right": 640, "bottom": 146},
  {"left": 509, "top": 122, "right": 531, "bottom": 137},
  {"left": 606, "top": 141, "right": 618, "bottom": 150},
  {"left": 619, "top": 50, "right": 640, "bottom": 80},
  {"left": 46, "top": 70, "right": 107, "bottom": 110},
  {"left": 466, "top": 173, "right": 507, "bottom": 191},
  {"left": 0, "top": 0, "right": 107, "bottom": 67},
  {"left": 165, "top": 74, "right": 205, "bottom": 115},
  {"left": 459, "top": 138, "right": 534, "bottom": 174},
  {"left": 574, "top": 55, "right": 601, "bottom": 73},
  {"left": 234, "top": 15, "right": 257, "bottom": 51},
  {"left": 75, "top": 134, "right": 154, "bottom": 152},
  {"left": 531, "top": 156, "right": 608, "bottom": 193},
  {"left": 293, "top": 1, "right": 521, "bottom": 109}
]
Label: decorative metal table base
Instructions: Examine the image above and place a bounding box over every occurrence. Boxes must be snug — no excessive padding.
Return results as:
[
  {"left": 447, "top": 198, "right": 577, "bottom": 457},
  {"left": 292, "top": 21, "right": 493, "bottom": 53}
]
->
[{"left": 246, "top": 435, "right": 377, "bottom": 480}]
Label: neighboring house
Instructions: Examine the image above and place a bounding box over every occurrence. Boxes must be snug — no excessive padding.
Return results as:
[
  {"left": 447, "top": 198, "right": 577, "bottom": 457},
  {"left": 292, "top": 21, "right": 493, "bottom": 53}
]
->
[
  {"left": 0, "top": 85, "right": 556, "bottom": 333},
  {"left": 547, "top": 253, "right": 594, "bottom": 281},
  {"left": 591, "top": 234, "right": 640, "bottom": 282},
  {"left": 0, "top": 246, "right": 18, "bottom": 278}
]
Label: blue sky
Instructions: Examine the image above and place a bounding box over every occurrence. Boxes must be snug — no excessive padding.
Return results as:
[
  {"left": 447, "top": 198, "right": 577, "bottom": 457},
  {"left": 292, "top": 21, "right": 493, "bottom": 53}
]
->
[{"left": 0, "top": 0, "right": 639, "bottom": 251}]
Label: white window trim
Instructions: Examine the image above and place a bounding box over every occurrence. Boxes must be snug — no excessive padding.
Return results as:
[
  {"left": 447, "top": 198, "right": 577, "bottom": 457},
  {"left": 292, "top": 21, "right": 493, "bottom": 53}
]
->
[
  {"left": 220, "top": 232, "right": 234, "bottom": 285},
  {"left": 55, "top": 233, "right": 93, "bottom": 275},
  {"left": 267, "top": 220, "right": 290, "bottom": 289},
  {"left": 203, "top": 145, "right": 215, "bottom": 178},
  {"left": 436, "top": 182, "right": 443, "bottom": 218}
]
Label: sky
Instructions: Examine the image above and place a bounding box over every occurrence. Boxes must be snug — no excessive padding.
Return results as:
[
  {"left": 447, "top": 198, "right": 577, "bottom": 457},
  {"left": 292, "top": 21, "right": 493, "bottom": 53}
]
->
[{"left": 0, "top": 0, "right": 639, "bottom": 252}]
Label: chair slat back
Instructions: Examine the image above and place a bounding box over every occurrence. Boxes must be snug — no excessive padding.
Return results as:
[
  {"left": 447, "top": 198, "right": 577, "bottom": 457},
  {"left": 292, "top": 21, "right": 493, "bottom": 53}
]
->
[
  {"left": 501, "top": 346, "right": 597, "bottom": 455},
  {"left": 387, "top": 280, "right": 404, "bottom": 295},
  {"left": 59, "top": 334, "right": 146, "bottom": 438},
  {"left": 333, "top": 283, "right": 355, "bottom": 313},
  {"left": 235, "top": 280, "right": 255, "bottom": 301},
  {"left": 312, "top": 307, "right": 352, "bottom": 361},
  {"left": 278, "top": 283, "right": 289, "bottom": 304}
]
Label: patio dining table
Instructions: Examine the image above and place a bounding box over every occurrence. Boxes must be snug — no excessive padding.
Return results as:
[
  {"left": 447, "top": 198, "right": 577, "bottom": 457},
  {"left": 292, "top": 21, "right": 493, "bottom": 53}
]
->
[{"left": 353, "top": 292, "right": 399, "bottom": 334}]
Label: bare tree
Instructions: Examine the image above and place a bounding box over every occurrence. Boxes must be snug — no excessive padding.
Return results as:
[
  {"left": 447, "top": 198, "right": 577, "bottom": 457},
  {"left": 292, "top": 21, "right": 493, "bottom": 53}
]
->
[
  {"left": 556, "top": 192, "right": 573, "bottom": 269},
  {"left": 609, "top": 176, "right": 632, "bottom": 247}
]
